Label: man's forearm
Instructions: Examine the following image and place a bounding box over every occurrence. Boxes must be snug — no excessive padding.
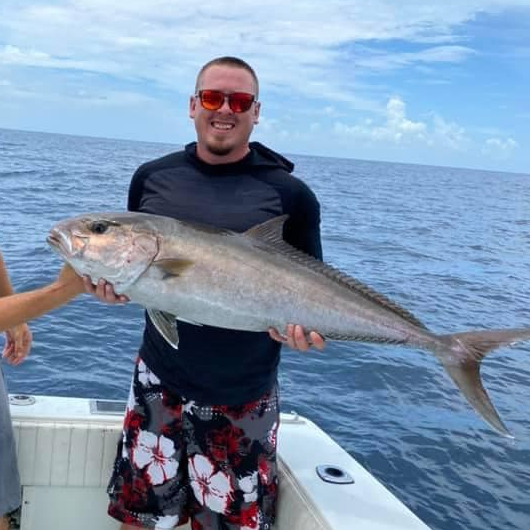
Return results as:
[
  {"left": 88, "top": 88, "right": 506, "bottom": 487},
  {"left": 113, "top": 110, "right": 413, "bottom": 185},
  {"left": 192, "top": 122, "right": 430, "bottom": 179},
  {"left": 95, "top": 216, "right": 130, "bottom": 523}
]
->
[
  {"left": 0, "top": 280, "right": 83, "bottom": 332},
  {"left": 0, "top": 252, "right": 15, "bottom": 297}
]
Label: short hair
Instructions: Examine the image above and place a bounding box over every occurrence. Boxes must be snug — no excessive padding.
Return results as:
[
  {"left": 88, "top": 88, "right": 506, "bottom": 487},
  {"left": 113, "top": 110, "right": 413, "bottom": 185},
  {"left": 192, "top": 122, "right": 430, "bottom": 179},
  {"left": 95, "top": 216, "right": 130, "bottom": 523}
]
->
[{"left": 195, "top": 56, "right": 259, "bottom": 98}]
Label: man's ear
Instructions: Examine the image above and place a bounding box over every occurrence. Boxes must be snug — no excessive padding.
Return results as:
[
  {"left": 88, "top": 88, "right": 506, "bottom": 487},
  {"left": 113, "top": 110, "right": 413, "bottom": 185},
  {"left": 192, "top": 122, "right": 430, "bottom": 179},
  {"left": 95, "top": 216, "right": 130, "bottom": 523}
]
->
[
  {"left": 253, "top": 101, "right": 261, "bottom": 124},
  {"left": 189, "top": 95, "right": 197, "bottom": 119}
]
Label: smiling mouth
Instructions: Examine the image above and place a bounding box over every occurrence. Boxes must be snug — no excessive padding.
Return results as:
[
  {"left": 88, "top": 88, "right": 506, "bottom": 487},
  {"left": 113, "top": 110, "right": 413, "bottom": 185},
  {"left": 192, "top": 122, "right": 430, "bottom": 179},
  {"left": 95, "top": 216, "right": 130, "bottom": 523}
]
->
[{"left": 211, "top": 121, "right": 234, "bottom": 131}]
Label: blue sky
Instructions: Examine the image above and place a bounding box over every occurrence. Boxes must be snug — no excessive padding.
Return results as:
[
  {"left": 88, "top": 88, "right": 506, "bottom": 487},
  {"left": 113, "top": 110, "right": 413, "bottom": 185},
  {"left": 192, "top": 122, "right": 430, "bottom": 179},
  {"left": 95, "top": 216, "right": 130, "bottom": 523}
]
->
[{"left": 0, "top": 1, "right": 529, "bottom": 173}]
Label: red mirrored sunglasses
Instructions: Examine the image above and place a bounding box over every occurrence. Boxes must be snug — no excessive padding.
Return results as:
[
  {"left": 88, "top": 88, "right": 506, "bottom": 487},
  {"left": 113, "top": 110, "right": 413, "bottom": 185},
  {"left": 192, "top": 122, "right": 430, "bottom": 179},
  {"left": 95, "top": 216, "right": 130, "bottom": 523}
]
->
[{"left": 196, "top": 90, "right": 256, "bottom": 113}]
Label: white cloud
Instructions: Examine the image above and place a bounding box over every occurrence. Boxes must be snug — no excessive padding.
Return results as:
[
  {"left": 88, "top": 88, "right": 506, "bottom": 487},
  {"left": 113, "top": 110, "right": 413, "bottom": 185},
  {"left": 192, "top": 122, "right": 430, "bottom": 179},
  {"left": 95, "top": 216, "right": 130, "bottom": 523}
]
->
[
  {"left": 255, "top": 115, "right": 289, "bottom": 140},
  {"left": 330, "top": 97, "right": 521, "bottom": 164},
  {"left": 328, "top": 95, "right": 513, "bottom": 161},
  {"left": 431, "top": 114, "right": 469, "bottom": 151},
  {"left": 0, "top": 0, "right": 527, "bottom": 171},
  {"left": 0, "top": 75, "right": 157, "bottom": 107},
  {"left": 257, "top": 115, "right": 280, "bottom": 132},
  {"left": 386, "top": 98, "right": 426, "bottom": 135},
  {"left": 482, "top": 137, "right": 519, "bottom": 159},
  {"left": 0, "top": 0, "right": 528, "bottom": 100},
  {"left": 334, "top": 97, "right": 426, "bottom": 144},
  {"left": 318, "top": 105, "right": 348, "bottom": 119},
  {"left": 0, "top": 44, "right": 46, "bottom": 64},
  {"left": 0, "top": 44, "right": 129, "bottom": 77},
  {"left": 355, "top": 45, "right": 476, "bottom": 71}
]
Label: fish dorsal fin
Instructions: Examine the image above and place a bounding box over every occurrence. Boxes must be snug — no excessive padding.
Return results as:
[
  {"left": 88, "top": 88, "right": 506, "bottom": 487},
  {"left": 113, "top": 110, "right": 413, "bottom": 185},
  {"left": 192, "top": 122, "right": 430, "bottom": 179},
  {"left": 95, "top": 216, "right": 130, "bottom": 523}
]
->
[
  {"left": 153, "top": 258, "right": 194, "bottom": 279},
  {"left": 244, "top": 215, "right": 289, "bottom": 243},
  {"left": 245, "top": 215, "right": 427, "bottom": 330},
  {"left": 319, "top": 266, "right": 428, "bottom": 330}
]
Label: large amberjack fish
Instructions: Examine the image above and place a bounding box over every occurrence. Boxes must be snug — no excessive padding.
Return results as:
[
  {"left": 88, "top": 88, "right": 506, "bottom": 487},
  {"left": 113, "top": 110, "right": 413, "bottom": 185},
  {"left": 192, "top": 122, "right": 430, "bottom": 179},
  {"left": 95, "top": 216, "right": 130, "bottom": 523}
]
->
[{"left": 47, "top": 212, "right": 530, "bottom": 436}]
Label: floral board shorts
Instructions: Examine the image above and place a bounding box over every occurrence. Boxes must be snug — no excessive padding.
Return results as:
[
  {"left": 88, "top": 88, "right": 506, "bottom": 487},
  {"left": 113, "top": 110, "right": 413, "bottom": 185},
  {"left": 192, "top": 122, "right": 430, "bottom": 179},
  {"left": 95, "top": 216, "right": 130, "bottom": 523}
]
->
[{"left": 108, "top": 357, "right": 279, "bottom": 530}]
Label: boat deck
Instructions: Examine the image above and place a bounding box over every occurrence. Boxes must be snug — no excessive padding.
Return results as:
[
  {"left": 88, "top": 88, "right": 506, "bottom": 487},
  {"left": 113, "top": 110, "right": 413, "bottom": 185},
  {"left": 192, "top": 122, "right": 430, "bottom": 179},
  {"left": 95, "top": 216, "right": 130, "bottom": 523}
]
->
[{"left": 10, "top": 394, "right": 431, "bottom": 530}]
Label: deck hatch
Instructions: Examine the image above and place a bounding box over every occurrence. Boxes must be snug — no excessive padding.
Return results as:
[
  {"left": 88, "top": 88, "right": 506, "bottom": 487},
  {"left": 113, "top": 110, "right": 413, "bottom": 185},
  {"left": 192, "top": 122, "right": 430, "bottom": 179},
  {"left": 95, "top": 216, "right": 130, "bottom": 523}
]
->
[{"left": 89, "top": 399, "right": 126, "bottom": 415}]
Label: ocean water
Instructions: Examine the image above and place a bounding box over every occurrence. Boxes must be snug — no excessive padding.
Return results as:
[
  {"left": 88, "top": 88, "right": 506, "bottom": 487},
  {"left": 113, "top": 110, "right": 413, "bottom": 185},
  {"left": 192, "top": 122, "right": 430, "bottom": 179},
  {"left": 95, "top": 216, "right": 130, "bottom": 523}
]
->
[{"left": 1, "top": 127, "right": 529, "bottom": 530}]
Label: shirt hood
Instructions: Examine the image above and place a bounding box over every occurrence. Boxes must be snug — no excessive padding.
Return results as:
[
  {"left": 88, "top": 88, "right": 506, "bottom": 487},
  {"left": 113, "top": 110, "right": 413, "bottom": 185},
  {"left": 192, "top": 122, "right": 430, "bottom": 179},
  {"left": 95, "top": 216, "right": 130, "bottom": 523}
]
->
[{"left": 184, "top": 141, "right": 294, "bottom": 175}]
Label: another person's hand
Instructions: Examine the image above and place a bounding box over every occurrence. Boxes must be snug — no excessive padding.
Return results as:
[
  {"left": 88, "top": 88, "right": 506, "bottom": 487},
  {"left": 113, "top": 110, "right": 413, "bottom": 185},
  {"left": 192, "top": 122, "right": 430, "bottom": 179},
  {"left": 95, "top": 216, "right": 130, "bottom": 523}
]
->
[
  {"left": 269, "top": 324, "right": 325, "bottom": 352},
  {"left": 2, "top": 323, "right": 32, "bottom": 365},
  {"left": 56, "top": 263, "right": 85, "bottom": 293},
  {"left": 83, "top": 276, "right": 129, "bottom": 304}
]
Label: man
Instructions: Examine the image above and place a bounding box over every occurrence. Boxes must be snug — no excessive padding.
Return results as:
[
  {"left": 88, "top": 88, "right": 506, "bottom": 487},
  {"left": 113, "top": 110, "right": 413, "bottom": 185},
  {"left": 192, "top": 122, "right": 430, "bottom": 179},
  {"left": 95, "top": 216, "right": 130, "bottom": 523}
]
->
[
  {"left": 84, "top": 56, "right": 325, "bottom": 530},
  {"left": 0, "top": 250, "right": 84, "bottom": 530}
]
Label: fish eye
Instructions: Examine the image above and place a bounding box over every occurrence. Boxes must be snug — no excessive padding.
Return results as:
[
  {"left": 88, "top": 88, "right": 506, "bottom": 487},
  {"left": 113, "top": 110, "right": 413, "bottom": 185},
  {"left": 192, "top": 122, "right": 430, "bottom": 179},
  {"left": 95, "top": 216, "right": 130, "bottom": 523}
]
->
[{"left": 89, "top": 220, "right": 110, "bottom": 234}]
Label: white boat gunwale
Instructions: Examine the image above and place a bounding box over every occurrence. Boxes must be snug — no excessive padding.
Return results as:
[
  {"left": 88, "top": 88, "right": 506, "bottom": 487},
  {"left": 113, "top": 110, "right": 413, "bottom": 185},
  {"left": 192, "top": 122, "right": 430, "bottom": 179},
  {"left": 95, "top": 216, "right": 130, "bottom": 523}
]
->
[{"left": 9, "top": 394, "right": 431, "bottom": 530}]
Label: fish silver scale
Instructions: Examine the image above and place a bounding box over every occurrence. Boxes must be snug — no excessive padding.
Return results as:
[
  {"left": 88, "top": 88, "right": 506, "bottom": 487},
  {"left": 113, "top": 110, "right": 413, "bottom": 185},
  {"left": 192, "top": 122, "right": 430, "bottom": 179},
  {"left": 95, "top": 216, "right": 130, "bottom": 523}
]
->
[{"left": 126, "top": 223, "right": 430, "bottom": 347}]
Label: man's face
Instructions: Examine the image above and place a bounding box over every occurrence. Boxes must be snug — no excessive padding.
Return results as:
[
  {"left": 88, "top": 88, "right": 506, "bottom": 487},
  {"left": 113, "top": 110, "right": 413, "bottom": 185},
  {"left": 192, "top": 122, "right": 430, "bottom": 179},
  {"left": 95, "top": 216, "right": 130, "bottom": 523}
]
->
[{"left": 189, "top": 65, "right": 260, "bottom": 164}]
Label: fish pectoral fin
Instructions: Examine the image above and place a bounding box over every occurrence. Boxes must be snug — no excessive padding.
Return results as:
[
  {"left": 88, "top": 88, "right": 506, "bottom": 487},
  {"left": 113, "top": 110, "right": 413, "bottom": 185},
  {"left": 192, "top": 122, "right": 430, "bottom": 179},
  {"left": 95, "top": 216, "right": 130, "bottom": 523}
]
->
[
  {"left": 147, "top": 308, "right": 179, "bottom": 349},
  {"left": 153, "top": 258, "right": 194, "bottom": 279}
]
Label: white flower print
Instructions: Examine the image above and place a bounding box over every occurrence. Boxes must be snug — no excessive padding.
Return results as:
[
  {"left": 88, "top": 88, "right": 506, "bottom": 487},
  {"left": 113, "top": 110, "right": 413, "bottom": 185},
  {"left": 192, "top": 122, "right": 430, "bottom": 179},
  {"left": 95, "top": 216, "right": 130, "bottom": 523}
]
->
[
  {"left": 126, "top": 379, "right": 137, "bottom": 411},
  {"left": 138, "top": 359, "right": 161, "bottom": 387},
  {"left": 153, "top": 514, "right": 181, "bottom": 529},
  {"left": 268, "top": 420, "right": 278, "bottom": 447},
  {"left": 239, "top": 471, "right": 258, "bottom": 503},
  {"left": 133, "top": 430, "right": 178, "bottom": 485},
  {"left": 182, "top": 399, "right": 198, "bottom": 415},
  {"left": 122, "top": 381, "right": 137, "bottom": 460},
  {"left": 121, "top": 429, "right": 129, "bottom": 459},
  {"left": 189, "top": 454, "right": 233, "bottom": 513}
]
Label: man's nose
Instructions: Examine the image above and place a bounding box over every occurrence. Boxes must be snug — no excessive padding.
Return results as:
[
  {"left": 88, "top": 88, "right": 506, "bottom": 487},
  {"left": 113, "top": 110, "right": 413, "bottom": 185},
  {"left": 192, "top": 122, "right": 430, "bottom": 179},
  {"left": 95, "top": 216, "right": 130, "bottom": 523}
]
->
[{"left": 218, "top": 95, "right": 233, "bottom": 112}]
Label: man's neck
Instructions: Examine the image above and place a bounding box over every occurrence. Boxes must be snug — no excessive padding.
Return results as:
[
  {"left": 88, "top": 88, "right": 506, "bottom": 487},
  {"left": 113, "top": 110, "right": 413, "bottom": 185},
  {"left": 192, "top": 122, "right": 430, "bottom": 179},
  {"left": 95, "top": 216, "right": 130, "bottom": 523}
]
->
[{"left": 195, "top": 143, "right": 250, "bottom": 165}]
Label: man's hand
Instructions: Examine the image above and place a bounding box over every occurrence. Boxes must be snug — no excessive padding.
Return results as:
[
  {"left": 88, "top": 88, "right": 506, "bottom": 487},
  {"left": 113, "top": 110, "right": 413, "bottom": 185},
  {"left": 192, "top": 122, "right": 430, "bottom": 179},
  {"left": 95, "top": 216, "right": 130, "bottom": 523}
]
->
[
  {"left": 269, "top": 324, "right": 325, "bottom": 352},
  {"left": 83, "top": 276, "right": 129, "bottom": 304},
  {"left": 2, "top": 323, "right": 32, "bottom": 365}
]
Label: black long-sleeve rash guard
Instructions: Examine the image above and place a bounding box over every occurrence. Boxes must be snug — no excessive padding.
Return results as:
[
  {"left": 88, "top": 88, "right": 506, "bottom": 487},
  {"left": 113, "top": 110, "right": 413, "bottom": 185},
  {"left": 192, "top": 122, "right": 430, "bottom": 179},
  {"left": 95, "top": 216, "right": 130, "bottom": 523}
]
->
[{"left": 128, "top": 141, "right": 323, "bottom": 405}]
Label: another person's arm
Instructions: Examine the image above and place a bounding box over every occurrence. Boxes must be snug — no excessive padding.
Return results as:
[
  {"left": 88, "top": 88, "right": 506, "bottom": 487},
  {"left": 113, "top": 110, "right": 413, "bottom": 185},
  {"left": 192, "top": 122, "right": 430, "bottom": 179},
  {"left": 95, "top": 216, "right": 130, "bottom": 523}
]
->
[
  {"left": 0, "top": 263, "right": 85, "bottom": 333},
  {"left": 0, "top": 248, "right": 16, "bottom": 301},
  {"left": 1, "top": 252, "right": 84, "bottom": 364},
  {"left": 0, "top": 249, "right": 31, "bottom": 364}
]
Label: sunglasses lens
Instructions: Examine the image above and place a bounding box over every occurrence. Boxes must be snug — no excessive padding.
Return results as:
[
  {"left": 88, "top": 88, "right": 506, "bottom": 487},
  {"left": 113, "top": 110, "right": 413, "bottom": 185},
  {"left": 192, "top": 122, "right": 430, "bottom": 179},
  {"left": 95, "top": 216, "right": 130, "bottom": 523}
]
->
[
  {"left": 199, "top": 90, "right": 225, "bottom": 110},
  {"left": 198, "top": 90, "right": 255, "bottom": 113},
  {"left": 229, "top": 93, "right": 255, "bottom": 113}
]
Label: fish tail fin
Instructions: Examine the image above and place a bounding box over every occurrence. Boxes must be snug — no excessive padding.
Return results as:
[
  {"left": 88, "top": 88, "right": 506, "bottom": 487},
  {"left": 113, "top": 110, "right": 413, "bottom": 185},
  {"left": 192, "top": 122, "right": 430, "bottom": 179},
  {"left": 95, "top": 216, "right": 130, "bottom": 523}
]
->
[{"left": 438, "top": 328, "right": 530, "bottom": 437}]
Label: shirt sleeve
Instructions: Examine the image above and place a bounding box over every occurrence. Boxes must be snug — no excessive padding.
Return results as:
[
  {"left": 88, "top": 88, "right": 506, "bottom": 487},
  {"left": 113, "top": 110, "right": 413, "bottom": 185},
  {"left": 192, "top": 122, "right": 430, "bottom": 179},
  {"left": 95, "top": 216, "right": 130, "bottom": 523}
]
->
[
  {"left": 283, "top": 180, "right": 323, "bottom": 261},
  {"left": 127, "top": 165, "right": 148, "bottom": 212}
]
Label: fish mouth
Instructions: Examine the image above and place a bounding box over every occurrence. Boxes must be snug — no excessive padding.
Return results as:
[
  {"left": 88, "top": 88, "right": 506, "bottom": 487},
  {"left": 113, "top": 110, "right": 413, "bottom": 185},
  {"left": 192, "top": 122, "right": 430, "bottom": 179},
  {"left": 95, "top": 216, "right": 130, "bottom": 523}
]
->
[{"left": 47, "top": 228, "right": 78, "bottom": 257}]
